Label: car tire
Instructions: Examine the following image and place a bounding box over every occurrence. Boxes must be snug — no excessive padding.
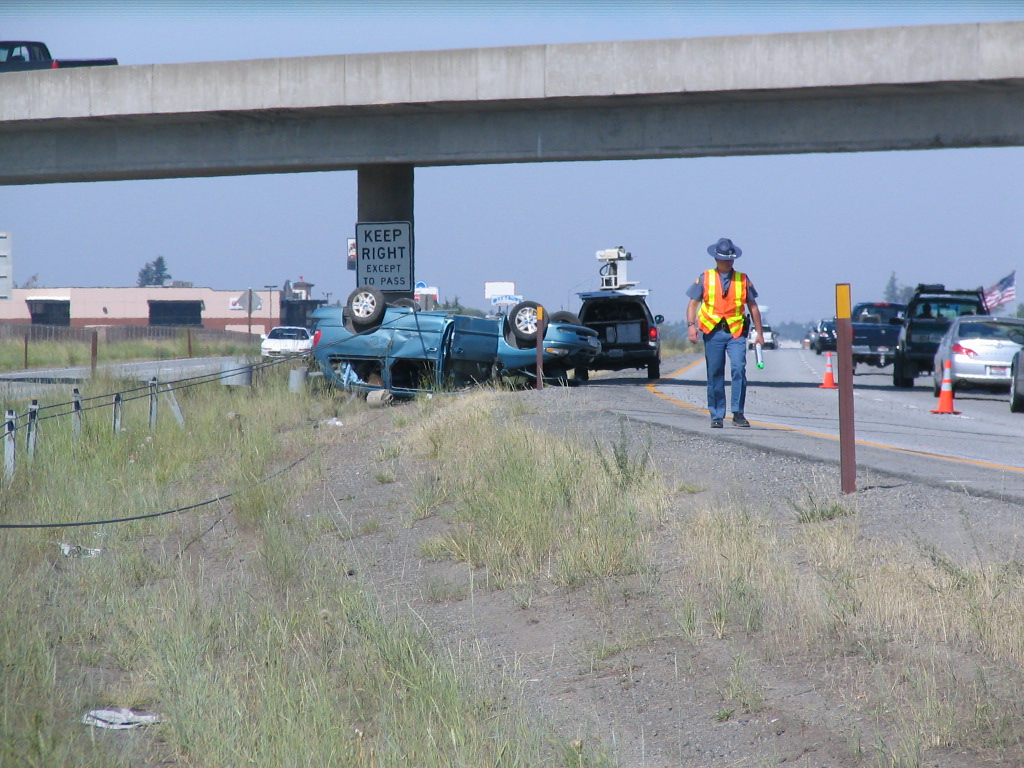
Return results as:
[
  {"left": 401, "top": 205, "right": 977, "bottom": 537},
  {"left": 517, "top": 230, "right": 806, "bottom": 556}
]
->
[
  {"left": 574, "top": 366, "right": 589, "bottom": 382},
  {"left": 815, "top": 345, "right": 822, "bottom": 355},
  {"left": 647, "top": 361, "right": 660, "bottom": 380},
  {"left": 892, "top": 355, "right": 914, "bottom": 388},
  {"left": 346, "top": 286, "right": 386, "bottom": 329},
  {"left": 390, "top": 297, "right": 421, "bottom": 311},
  {"left": 508, "top": 300, "right": 547, "bottom": 343},
  {"left": 549, "top": 310, "right": 581, "bottom": 325},
  {"left": 1011, "top": 363, "right": 1024, "bottom": 413}
]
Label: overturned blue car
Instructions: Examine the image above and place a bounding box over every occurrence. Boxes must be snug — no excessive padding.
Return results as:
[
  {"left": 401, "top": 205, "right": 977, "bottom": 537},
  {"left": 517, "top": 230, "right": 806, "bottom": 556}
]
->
[{"left": 310, "top": 286, "right": 601, "bottom": 396}]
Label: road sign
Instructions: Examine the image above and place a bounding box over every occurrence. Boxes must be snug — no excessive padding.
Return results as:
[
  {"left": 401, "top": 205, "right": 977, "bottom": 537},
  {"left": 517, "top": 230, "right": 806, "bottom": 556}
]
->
[
  {"left": 355, "top": 221, "right": 412, "bottom": 291},
  {"left": 490, "top": 294, "right": 522, "bottom": 306},
  {"left": 230, "top": 289, "right": 262, "bottom": 312},
  {"left": 485, "top": 281, "right": 515, "bottom": 299}
]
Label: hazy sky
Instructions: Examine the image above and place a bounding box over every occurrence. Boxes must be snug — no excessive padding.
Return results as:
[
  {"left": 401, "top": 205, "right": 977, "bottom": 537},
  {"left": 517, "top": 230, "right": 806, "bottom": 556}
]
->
[{"left": 3, "top": 0, "right": 1024, "bottom": 325}]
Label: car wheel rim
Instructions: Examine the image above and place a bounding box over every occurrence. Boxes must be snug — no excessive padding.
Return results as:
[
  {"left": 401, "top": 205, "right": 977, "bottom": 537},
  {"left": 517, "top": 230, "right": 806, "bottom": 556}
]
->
[
  {"left": 514, "top": 308, "right": 537, "bottom": 335},
  {"left": 352, "top": 292, "right": 377, "bottom": 318}
]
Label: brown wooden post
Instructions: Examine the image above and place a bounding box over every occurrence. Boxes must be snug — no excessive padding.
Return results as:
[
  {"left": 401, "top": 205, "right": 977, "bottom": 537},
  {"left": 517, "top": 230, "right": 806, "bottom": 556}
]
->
[
  {"left": 22, "top": 333, "right": 28, "bottom": 370},
  {"left": 535, "top": 305, "right": 544, "bottom": 390},
  {"left": 187, "top": 329, "right": 193, "bottom": 357},
  {"left": 90, "top": 330, "right": 98, "bottom": 375},
  {"left": 835, "top": 284, "right": 857, "bottom": 494}
]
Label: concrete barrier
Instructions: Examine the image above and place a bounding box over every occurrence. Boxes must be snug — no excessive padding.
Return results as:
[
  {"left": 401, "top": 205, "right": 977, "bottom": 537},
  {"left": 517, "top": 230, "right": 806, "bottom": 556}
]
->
[
  {"left": 288, "top": 368, "right": 307, "bottom": 393},
  {"left": 220, "top": 359, "right": 252, "bottom": 387}
]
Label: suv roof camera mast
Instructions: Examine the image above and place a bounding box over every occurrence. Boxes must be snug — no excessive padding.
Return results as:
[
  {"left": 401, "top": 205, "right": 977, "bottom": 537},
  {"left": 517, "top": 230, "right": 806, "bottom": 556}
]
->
[{"left": 596, "top": 246, "right": 638, "bottom": 290}]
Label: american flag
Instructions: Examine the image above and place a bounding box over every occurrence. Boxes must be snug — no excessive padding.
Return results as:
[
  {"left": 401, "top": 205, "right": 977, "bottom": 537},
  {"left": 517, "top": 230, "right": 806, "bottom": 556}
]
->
[{"left": 984, "top": 271, "right": 1017, "bottom": 311}]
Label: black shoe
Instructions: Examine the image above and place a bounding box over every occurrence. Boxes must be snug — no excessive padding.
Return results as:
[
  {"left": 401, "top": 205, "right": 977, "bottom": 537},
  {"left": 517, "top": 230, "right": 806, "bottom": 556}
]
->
[
  {"left": 732, "top": 413, "right": 750, "bottom": 427},
  {"left": 711, "top": 419, "right": 723, "bottom": 428}
]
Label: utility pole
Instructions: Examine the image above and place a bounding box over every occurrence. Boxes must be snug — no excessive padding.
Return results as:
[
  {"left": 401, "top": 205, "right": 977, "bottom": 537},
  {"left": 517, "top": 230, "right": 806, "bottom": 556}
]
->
[{"left": 264, "top": 285, "right": 277, "bottom": 328}]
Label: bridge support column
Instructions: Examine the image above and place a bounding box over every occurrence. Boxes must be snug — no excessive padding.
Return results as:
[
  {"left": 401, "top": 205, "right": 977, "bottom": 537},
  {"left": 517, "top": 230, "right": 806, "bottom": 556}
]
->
[{"left": 357, "top": 164, "right": 415, "bottom": 301}]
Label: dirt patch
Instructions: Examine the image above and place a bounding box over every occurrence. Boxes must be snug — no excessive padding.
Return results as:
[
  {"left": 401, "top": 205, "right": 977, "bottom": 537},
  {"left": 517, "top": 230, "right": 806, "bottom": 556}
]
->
[{"left": 313, "top": 374, "right": 1024, "bottom": 767}]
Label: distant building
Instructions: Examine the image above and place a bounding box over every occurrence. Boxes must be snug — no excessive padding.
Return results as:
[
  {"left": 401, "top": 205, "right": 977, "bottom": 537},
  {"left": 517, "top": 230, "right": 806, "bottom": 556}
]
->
[
  {"left": 0, "top": 238, "right": 326, "bottom": 334},
  {"left": 0, "top": 286, "right": 281, "bottom": 334}
]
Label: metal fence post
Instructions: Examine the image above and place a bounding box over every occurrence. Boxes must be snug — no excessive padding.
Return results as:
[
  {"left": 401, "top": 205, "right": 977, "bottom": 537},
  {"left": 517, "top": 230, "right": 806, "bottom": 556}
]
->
[
  {"left": 112, "top": 393, "right": 122, "bottom": 434},
  {"left": 26, "top": 399, "right": 39, "bottom": 459},
  {"left": 162, "top": 384, "right": 186, "bottom": 427},
  {"left": 72, "top": 387, "right": 83, "bottom": 436},
  {"left": 148, "top": 377, "right": 158, "bottom": 430},
  {"left": 4, "top": 409, "right": 16, "bottom": 482}
]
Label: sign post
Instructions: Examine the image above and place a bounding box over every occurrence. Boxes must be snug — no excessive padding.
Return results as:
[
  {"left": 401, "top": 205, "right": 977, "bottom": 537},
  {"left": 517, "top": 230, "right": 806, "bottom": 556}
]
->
[
  {"left": 234, "top": 288, "right": 262, "bottom": 336},
  {"left": 355, "top": 222, "right": 413, "bottom": 296},
  {"left": 835, "top": 283, "right": 856, "bottom": 494},
  {"left": 535, "top": 305, "right": 544, "bottom": 390}
]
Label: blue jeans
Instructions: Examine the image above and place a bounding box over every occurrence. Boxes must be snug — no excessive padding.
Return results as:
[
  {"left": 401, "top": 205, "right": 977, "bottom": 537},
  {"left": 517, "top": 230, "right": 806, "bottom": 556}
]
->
[{"left": 703, "top": 327, "right": 747, "bottom": 419}]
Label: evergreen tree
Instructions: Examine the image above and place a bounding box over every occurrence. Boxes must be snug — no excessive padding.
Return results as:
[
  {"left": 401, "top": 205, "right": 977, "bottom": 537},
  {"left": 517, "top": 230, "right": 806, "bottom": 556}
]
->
[
  {"left": 883, "top": 272, "right": 901, "bottom": 303},
  {"left": 137, "top": 257, "right": 172, "bottom": 287},
  {"left": 883, "top": 272, "right": 914, "bottom": 304}
]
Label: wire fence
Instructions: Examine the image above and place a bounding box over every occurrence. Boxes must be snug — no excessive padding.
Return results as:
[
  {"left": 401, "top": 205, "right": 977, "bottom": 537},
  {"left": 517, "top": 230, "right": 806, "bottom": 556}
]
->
[
  {"left": 0, "top": 322, "right": 255, "bottom": 345},
  {"left": 0, "top": 310, "right": 478, "bottom": 530},
  {"left": 0, "top": 352, "right": 311, "bottom": 484}
]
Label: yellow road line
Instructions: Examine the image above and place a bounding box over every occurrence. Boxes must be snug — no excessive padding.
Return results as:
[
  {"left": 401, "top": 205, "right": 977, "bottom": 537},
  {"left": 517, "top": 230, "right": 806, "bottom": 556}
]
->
[{"left": 646, "top": 361, "right": 1024, "bottom": 474}]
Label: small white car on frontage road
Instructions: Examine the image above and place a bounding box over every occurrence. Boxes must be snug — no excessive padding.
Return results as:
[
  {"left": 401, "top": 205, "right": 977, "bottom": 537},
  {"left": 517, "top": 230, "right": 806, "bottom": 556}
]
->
[{"left": 260, "top": 326, "right": 314, "bottom": 359}]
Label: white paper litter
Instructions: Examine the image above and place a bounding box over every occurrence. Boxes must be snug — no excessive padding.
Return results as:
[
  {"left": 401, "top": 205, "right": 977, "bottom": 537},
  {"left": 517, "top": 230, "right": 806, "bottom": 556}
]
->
[
  {"left": 325, "top": 418, "right": 344, "bottom": 427},
  {"left": 60, "top": 543, "right": 102, "bottom": 557},
  {"left": 82, "top": 708, "right": 160, "bottom": 729}
]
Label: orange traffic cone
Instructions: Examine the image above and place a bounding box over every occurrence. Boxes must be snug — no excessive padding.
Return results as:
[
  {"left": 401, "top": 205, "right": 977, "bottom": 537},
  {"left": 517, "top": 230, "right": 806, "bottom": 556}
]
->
[
  {"left": 819, "top": 351, "right": 838, "bottom": 389},
  {"left": 931, "top": 359, "right": 961, "bottom": 414}
]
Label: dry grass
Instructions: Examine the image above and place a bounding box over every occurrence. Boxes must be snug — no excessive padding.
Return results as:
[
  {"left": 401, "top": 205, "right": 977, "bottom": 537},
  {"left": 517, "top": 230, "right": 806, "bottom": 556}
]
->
[
  {"left": 4, "top": 376, "right": 1023, "bottom": 767},
  {"left": 0, "top": 376, "right": 619, "bottom": 768},
  {"left": 410, "top": 391, "right": 668, "bottom": 589},
  {"left": 671, "top": 498, "right": 1024, "bottom": 764}
]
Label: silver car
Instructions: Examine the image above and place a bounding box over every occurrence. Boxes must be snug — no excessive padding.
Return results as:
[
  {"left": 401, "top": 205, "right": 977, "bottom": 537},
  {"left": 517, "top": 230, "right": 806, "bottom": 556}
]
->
[{"left": 932, "top": 316, "right": 1024, "bottom": 394}]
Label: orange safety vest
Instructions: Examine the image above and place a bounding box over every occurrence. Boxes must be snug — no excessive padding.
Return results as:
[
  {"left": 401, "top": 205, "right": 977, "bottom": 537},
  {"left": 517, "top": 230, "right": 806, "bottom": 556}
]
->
[{"left": 697, "top": 268, "right": 747, "bottom": 337}]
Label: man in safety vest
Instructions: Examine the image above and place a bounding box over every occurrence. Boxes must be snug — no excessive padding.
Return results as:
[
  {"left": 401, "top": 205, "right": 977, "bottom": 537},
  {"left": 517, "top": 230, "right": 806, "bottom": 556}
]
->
[{"left": 685, "top": 238, "right": 765, "bottom": 428}]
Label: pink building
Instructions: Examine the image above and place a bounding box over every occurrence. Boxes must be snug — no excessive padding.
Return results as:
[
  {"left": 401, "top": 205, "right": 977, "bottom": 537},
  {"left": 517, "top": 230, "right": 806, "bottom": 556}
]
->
[{"left": 0, "top": 286, "right": 280, "bottom": 334}]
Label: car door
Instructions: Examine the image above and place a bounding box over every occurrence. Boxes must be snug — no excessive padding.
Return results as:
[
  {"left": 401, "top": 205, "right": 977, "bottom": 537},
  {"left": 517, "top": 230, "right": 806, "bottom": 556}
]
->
[{"left": 449, "top": 315, "right": 499, "bottom": 361}]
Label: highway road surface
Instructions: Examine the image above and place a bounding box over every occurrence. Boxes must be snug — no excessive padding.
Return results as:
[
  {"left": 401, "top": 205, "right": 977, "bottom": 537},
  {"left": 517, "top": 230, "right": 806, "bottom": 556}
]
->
[
  {"left": 606, "top": 346, "right": 1024, "bottom": 504},
  {"left": 0, "top": 356, "right": 247, "bottom": 400}
]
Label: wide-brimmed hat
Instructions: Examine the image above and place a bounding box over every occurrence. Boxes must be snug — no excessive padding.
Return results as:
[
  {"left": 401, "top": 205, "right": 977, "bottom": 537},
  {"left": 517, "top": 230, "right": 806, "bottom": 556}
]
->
[{"left": 707, "top": 237, "right": 742, "bottom": 259}]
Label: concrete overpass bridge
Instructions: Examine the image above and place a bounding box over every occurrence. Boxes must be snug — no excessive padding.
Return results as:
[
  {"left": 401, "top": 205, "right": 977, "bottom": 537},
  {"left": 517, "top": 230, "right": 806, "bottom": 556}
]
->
[{"left": 2, "top": 21, "right": 1023, "bottom": 291}]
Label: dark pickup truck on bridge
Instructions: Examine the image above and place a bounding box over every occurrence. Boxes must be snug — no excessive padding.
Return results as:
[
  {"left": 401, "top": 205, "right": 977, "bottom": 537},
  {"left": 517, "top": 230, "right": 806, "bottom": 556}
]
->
[
  {"left": 0, "top": 41, "right": 117, "bottom": 72},
  {"left": 851, "top": 301, "right": 906, "bottom": 371}
]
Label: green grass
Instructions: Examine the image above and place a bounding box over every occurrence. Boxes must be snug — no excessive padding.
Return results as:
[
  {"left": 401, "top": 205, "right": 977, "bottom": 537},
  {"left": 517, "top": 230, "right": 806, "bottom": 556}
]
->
[
  {"left": 412, "top": 391, "right": 667, "bottom": 589},
  {"left": 0, "top": 335, "right": 258, "bottom": 371},
  {"left": 6, "top": 366, "right": 1024, "bottom": 766},
  {"left": 0, "top": 369, "right": 608, "bottom": 767}
]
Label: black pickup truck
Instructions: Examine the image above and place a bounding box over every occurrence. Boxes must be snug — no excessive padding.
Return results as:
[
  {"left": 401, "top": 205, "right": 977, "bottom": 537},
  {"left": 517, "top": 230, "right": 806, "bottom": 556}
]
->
[
  {"left": 0, "top": 41, "right": 117, "bottom": 72},
  {"left": 850, "top": 301, "right": 905, "bottom": 371},
  {"left": 892, "top": 284, "right": 988, "bottom": 387}
]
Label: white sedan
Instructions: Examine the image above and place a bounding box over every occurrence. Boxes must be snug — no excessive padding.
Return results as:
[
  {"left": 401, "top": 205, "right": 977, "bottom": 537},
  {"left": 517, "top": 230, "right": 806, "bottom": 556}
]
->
[
  {"left": 933, "top": 316, "right": 1024, "bottom": 395},
  {"left": 260, "top": 326, "right": 314, "bottom": 358},
  {"left": 748, "top": 324, "right": 777, "bottom": 349}
]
